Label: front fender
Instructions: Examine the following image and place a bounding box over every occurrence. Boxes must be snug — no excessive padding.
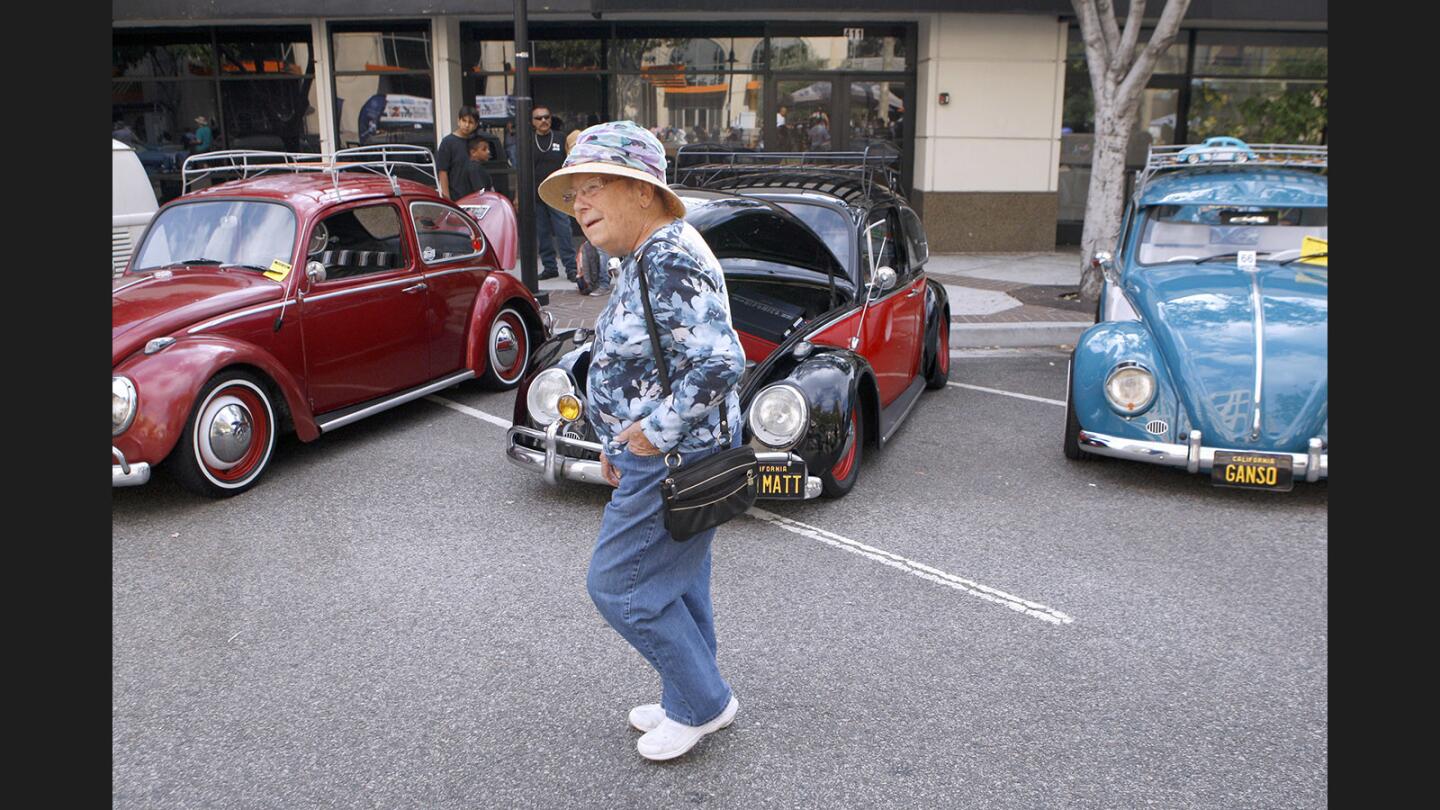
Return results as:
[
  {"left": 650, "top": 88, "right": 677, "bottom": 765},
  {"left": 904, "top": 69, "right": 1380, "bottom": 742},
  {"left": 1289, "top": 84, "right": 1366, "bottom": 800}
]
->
[
  {"left": 749, "top": 346, "right": 877, "bottom": 472},
  {"left": 112, "top": 336, "right": 314, "bottom": 467},
  {"left": 510, "top": 330, "right": 593, "bottom": 426},
  {"left": 465, "top": 270, "right": 546, "bottom": 377},
  {"left": 1072, "top": 322, "right": 1183, "bottom": 442}
]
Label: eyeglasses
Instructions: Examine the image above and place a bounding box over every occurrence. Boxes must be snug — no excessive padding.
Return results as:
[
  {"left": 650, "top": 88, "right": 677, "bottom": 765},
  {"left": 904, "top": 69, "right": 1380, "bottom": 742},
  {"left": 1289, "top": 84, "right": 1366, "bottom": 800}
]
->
[
  {"left": 532, "top": 114, "right": 551, "bottom": 121},
  {"left": 561, "top": 177, "right": 612, "bottom": 204}
]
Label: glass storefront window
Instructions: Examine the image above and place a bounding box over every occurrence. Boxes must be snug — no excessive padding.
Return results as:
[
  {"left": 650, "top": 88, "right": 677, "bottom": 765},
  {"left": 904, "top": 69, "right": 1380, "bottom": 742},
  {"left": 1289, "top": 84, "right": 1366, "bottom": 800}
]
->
[
  {"left": 1188, "top": 79, "right": 1328, "bottom": 144},
  {"left": 611, "top": 36, "right": 765, "bottom": 72},
  {"left": 113, "top": 40, "right": 215, "bottom": 79},
  {"left": 220, "top": 79, "right": 321, "bottom": 152},
  {"left": 769, "top": 34, "right": 907, "bottom": 72},
  {"left": 332, "top": 28, "right": 432, "bottom": 72},
  {"left": 334, "top": 75, "right": 434, "bottom": 148},
  {"left": 112, "top": 79, "right": 220, "bottom": 201},
  {"left": 1193, "top": 32, "right": 1326, "bottom": 78},
  {"left": 847, "top": 81, "right": 907, "bottom": 153},
  {"left": 215, "top": 31, "right": 313, "bottom": 76},
  {"left": 613, "top": 73, "right": 764, "bottom": 156}
]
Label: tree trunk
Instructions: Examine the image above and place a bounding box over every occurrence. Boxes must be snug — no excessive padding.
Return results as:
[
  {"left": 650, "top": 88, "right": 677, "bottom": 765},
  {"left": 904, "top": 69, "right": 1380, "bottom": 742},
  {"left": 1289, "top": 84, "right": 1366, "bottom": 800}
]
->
[{"left": 1078, "top": 113, "right": 1135, "bottom": 301}]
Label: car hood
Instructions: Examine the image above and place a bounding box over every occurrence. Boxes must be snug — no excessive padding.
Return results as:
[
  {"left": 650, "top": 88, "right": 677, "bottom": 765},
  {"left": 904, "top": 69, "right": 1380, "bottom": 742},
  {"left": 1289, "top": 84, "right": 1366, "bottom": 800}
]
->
[
  {"left": 1128, "top": 262, "right": 1327, "bottom": 450},
  {"left": 112, "top": 269, "right": 283, "bottom": 365}
]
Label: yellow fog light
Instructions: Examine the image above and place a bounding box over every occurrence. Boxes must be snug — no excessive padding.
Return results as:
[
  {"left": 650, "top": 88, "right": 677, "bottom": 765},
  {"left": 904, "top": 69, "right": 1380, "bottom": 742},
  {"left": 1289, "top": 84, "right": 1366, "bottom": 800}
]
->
[{"left": 556, "top": 393, "right": 583, "bottom": 422}]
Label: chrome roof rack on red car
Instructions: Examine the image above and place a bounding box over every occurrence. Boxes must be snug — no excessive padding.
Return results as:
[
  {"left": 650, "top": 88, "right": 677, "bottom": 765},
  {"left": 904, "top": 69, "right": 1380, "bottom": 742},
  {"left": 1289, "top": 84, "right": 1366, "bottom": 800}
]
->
[
  {"left": 674, "top": 144, "right": 902, "bottom": 199},
  {"left": 1135, "top": 140, "right": 1327, "bottom": 201},
  {"left": 181, "top": 145, "right": 439, "bottom": 196}
]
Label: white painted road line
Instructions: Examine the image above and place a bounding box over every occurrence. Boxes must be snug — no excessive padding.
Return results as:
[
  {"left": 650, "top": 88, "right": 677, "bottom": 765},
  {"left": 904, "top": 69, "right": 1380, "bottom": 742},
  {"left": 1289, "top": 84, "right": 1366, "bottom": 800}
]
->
[
  {"left": 427, "top": 394, "right": 1075, "bottom": 625},
  {"left": 947, "top": 381, "right": 1065, "bottom": 408},
  {"left": 749, "top": 507, "right": 1074, "bottom": 626},
  {"left": 425, "top": 394, "right": 513, "bottom": 428}
]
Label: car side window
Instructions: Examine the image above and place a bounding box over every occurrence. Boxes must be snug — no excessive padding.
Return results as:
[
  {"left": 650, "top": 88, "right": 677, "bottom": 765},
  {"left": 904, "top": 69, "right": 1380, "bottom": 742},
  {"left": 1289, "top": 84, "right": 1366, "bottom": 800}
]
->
[
  {"left": 863, "top": 207, "right": 908, "bottom": 284},
  {"left": 411, "top": 201, "right": 483, "bottom": 264},
  {"left": 308, "top": 203, "right": 407, "bottom": 281},
  {"left": 899, "top": 207, "right": 928, "bottom": 270}
]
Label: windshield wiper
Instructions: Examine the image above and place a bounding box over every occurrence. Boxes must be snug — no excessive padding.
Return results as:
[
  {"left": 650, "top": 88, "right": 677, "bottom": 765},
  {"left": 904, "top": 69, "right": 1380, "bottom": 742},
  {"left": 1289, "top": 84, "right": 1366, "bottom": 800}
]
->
[
  {"left": 1279, "top": 253, "right": 1326, "bottom": 266},
  {"left": 178, "top": 257, "right": 224, "bottom": 265}
]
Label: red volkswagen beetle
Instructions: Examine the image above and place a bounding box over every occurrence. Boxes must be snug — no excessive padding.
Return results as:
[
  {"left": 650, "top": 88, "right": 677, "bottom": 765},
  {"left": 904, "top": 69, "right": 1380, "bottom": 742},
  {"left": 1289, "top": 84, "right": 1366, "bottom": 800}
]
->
[{"left": 112, "top": 148, "right": 548, "bottom": 497}]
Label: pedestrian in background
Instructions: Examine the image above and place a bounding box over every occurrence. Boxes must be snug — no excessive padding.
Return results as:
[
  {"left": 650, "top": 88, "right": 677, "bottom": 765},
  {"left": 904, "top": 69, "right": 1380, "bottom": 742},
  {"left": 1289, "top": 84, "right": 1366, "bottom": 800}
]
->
[
  {"left": 567, "top": 128, "right": 610, "bottom": 296},
  {"left": 451, "top": 136, "right": 495, "bottom": 200},
  {"left": 538, "top": 121, "right": 746, "bottom": 761},
  {"left": 530, "top": 105, "right": 578, "bottom": 281},
  {"left": 436, "top": 106, "right": 480, "bottom": 200},
  {"left": 193, "top": 116, "right": 214, "bottom": 153}
]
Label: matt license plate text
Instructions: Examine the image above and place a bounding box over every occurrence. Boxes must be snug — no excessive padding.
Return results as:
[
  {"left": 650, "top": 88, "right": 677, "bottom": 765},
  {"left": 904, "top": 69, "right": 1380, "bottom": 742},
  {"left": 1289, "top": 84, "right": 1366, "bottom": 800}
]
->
[{"left": 757, "top": 460, "right": 807, "bottom": 499}]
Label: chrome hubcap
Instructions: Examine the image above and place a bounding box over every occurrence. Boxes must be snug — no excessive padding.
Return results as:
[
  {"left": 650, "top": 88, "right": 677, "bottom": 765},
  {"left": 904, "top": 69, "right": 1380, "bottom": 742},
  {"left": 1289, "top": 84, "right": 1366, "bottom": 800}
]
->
[
  {"left": 206, "top": 401, "right": 253, "bottom": 467},
  {"left": 494, "top": 324, "right": 518, "bottom": 369}
]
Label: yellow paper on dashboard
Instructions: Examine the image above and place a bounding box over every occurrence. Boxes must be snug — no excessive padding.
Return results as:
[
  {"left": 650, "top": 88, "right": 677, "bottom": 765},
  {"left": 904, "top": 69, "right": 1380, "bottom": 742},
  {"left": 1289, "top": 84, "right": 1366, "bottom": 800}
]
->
[
  {"left": 1297, "top": 236, "right": 1327, "bottom": 267},
  {"left": 264, "top": 259, "right": 293, "bottom": 282}
]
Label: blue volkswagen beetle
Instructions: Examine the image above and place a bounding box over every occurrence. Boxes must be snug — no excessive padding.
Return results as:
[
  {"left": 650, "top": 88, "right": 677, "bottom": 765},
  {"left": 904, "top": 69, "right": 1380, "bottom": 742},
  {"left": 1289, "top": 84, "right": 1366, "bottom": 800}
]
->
[{"left": 1063, "top": 140, "right": 1327, "bottom": 490}]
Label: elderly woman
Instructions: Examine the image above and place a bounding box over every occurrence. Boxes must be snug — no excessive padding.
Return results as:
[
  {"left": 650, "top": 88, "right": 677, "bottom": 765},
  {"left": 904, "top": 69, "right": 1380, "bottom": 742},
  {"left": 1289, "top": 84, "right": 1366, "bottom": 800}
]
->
[{"left": 538, "top": 121, "right": 747, "bottom": 761}]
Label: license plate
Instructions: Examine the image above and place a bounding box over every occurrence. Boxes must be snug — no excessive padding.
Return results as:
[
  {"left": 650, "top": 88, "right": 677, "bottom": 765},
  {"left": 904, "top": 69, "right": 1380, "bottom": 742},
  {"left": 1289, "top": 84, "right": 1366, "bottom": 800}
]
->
[
  {"left": 757, "top": 460, "right": 808, "bottom": 499},
  {"left": 1211, "top": 451, "right": 1294, "bottom": 491}
]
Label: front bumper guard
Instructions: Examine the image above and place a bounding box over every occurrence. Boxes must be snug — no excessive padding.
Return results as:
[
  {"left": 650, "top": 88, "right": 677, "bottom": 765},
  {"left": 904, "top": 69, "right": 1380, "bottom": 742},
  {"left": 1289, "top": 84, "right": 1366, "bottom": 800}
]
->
[
  {"left": 505, "top": 422, "right": 823, "bottom": 499},
  {"left": 1077, "top": 429, "right": 1327, "bottom": 482},
  {"left": 112, "top": 446, "right": 151, "bottom": 487}
]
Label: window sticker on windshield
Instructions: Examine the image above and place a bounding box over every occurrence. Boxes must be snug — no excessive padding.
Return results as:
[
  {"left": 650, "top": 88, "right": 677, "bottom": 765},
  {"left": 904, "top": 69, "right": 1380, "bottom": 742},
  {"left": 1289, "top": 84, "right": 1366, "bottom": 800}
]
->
[
  {"left": 264, "top": 259, "right": 292, "bottom": 282},
  {"left": 1220, "top": 209, "right": 1278, "bottom": 226},
  {"left": 1298, "top": 235, "right": 1327, "bottom": 267}
]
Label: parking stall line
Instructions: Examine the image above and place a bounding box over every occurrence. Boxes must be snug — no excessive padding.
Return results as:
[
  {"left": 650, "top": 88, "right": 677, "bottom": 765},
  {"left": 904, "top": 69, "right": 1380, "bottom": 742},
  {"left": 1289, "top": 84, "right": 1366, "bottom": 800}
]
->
[
  {"left": 748, "top": 507, "right": 1074, "bottom": 626},
  {"left": 427, "top": 395, "right": 1075, "bottom": 626},
  {"left": 946, "top": 382, "right": 1065, "bottom": 408}
]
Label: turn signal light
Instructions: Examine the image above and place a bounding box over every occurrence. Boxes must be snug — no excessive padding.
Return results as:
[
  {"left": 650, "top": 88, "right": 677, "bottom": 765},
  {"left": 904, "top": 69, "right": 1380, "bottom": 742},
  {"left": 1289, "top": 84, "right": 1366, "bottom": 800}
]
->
[{"left": 557, "top": 394, "right": 583, "bottom": 422}]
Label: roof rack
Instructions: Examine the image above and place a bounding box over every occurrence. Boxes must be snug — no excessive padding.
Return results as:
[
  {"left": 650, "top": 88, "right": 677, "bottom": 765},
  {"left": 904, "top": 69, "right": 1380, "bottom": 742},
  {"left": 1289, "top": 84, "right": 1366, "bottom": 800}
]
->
[
  {"left": 673, "top": 144, "right": 902, "bottom": 198},
  {"left": 1135, "top": 142, "right": 1327, "bottom": 200},
  {"left": 181, "top": 145, "right": 439, "bottom": 196}
]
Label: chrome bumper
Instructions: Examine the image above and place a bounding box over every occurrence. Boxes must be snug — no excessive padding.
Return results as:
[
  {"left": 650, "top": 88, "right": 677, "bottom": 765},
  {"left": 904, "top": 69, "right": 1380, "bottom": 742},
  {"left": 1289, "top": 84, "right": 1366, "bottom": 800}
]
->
[
  {"left": 505, "top": 422, "right": 823, "bottom": 498},
  {"left": 1078, "top": 429, "right": 1327, "bottom": 482},
  {"left": 112, "top": 446, "right": 150, "bottom": 487}
]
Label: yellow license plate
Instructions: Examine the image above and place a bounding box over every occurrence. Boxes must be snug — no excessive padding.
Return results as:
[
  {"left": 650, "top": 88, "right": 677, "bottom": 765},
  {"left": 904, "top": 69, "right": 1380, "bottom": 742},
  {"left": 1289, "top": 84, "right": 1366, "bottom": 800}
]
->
[
  {"left": 1211, "top": 451, "right": 1294, "bottom": 491},
  {"left": 757, "top": 460, "right": 807, "bottom": 499}
]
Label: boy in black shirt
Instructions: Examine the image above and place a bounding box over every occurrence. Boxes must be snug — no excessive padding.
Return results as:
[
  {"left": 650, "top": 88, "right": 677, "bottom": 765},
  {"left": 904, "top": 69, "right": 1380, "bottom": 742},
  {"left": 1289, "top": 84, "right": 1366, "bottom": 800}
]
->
[
  {"left": 451, "top": 137, "right": 496, "bottom": 200},
  {"left": 436, "top": 106, "right": 480, "bottom": 200}
]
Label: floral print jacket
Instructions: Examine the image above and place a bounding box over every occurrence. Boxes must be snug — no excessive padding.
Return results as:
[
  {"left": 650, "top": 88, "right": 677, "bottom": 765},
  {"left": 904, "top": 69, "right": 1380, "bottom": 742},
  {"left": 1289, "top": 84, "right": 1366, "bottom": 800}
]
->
[{"left": 585, "top": 219, "right": 746, "bottom": 456}]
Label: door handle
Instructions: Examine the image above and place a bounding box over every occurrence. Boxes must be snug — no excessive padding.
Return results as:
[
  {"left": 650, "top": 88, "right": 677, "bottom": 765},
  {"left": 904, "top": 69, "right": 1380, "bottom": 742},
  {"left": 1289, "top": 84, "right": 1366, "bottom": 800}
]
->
[
  {"left": 906, "top": 286, "right": 923, "bottom": 298},
  {"left": 402, "top": 282, "right": 428, "bottom": 294}
]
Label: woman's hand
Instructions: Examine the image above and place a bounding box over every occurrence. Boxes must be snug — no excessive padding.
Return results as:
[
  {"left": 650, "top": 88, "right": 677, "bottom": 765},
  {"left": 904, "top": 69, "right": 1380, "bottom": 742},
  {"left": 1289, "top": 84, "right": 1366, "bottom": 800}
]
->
[
  {"left": 616, "top": 422, "right": 662, "bottom": 456},
  {"left": 599, "top": 453, "right": 621, "bottom": 487}
]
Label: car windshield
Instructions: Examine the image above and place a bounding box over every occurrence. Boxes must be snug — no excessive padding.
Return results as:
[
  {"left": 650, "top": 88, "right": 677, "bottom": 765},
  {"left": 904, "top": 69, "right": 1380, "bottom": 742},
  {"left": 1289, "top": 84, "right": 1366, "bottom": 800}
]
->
[
  {"left": 770, "top": 201, "right": 853, "bottom": 270},
  {"left": 1136, "top": 204, "right": 1327, "bottom": 266},
  {"left": 133, "top": 200, "right": 297, "bottom": 272}
]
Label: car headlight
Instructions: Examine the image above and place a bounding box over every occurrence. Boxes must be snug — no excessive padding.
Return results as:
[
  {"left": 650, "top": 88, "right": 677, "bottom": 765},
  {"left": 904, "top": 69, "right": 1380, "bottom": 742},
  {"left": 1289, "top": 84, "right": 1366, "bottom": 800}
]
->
[
  {"left": 525, "top": 368, "right": 576, "bottom": 426},
  {"left": 1104, "top": 363, "right": 1156, "bottom": 415},
  {"left": 113, "top": 376, "right": 137, "bottom": 435},
  {"left": 748, "top": 383, "right": 808, "bottom": 449}
]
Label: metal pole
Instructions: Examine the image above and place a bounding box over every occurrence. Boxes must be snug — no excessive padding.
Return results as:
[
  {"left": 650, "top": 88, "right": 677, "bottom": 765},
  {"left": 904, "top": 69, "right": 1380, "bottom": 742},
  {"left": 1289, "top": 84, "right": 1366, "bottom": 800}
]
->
[{"left": 514, "top": 0, "right": 543, "bottom": 301}]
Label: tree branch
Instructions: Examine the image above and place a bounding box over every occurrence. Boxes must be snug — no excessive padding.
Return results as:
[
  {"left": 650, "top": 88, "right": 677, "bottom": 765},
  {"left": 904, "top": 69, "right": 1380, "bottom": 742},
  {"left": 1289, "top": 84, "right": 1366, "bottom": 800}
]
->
[
  {"left": 1119, "top": 0, "right": 1192, "bottom": 100},
  {"left": 1072, "top": 0, "right": 1113, "bottom": 104},
  {"left": 1095, "top": 0, "right": 1123, "bottom": 73},
  {"left": 1116, "top": 0, "right": 1146, "bottom": 73}
]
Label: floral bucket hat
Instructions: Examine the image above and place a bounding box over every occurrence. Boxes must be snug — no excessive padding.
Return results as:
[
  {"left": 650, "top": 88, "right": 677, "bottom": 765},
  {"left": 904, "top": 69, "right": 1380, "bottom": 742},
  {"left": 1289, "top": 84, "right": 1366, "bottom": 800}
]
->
[{"left": 537, "top": 120, "right": 685, "bottom": 219}]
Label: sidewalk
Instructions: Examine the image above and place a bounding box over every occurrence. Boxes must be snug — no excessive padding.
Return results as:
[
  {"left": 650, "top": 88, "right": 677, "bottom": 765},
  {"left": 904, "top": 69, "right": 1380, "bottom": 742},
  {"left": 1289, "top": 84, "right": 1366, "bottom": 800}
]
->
[{"left": 506, "top": 247, "right": 1092, "bottom": 348}]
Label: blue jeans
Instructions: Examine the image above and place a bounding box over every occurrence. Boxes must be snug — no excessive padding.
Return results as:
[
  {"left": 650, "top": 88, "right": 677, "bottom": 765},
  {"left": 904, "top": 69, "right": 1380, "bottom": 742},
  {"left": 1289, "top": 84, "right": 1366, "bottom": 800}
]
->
[
  {"left": 536, "top": 200, "right": 578, "bottom": 277},
  {"left": 586, "top": 438, "right": 739, "bottom": 727}
]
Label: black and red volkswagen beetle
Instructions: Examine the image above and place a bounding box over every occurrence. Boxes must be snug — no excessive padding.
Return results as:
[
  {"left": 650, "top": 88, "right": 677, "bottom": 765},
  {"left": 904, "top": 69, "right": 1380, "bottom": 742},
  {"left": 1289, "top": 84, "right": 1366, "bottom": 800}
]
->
[
  {"left": 505, "top": 159, "right": 949, "bottom": 500},
  {"left": 113, "top": 147, "right": 548, "bottom": 497}
]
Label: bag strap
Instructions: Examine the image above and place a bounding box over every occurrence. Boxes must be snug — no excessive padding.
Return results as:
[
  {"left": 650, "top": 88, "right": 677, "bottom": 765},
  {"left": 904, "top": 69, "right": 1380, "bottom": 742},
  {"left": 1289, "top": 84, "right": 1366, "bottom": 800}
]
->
[{"left": 634, "top": 238, "right": 732, "bottom": 447}]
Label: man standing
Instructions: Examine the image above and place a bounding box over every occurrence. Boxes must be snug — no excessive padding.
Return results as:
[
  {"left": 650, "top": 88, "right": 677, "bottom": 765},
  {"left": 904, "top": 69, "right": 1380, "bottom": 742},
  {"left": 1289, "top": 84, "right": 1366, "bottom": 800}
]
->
[
  {"left": 529, "top": 105, "right": 578, "bottom": 281},
  {"left": 436, "top": 106, "right": 480, "bottom": 200}
]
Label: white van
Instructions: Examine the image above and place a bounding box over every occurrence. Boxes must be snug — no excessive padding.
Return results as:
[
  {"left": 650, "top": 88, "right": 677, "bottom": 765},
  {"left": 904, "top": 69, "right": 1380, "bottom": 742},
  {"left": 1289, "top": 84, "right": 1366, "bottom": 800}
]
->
[{"left": 112, "top": 139, "right": 159, "bottom": 275}]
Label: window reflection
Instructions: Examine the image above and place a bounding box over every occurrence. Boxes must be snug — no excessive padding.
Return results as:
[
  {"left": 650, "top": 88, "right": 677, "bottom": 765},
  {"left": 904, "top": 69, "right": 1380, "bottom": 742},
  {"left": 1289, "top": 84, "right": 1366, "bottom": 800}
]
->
[{"left": 613, "top": 73, "right": 763, "bottom": 157}]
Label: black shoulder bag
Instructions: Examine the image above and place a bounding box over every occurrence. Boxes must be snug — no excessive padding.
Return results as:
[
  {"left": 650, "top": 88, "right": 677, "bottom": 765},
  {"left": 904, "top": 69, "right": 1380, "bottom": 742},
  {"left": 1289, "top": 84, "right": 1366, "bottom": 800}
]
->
[{"left": 634, "top": 241, "right": 758, "bottom": 542}]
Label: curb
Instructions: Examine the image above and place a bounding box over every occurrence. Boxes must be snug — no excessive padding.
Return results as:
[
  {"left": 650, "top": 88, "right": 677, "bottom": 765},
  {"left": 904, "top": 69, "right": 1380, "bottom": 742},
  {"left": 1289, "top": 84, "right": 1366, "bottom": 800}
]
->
[{"left": 949, "top": 321, "right": 1093, "bottom": 348}]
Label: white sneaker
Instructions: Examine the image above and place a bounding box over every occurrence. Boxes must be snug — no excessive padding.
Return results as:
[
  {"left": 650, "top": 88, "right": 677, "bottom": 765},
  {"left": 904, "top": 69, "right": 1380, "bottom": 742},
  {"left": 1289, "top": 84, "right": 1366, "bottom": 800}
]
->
[
  {"left": 629, "top": 703, "right": 665, "bottom": 732},
  {"left": 636, "top": 696, "right": 739, "bottom": 761}
]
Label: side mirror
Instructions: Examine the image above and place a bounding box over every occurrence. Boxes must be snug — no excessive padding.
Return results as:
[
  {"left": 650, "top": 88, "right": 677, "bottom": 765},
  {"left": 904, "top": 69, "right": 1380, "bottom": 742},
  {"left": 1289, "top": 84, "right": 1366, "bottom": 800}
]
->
[
  {"left": 868, "top": 266, "right": 897, "bottom": 297},
  {"left": 306, "top": 260, "right": 327, "bottom": 285},
  {"left": 1093, "top": 251, "right": 1119, "bottom": 284}
]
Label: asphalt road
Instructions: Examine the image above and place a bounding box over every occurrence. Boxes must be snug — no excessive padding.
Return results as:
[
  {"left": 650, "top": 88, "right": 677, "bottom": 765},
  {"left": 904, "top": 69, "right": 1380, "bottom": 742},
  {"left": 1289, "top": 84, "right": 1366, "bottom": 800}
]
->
[{"left": 112, "top": 349, "right": 1328, "bottom": 808}]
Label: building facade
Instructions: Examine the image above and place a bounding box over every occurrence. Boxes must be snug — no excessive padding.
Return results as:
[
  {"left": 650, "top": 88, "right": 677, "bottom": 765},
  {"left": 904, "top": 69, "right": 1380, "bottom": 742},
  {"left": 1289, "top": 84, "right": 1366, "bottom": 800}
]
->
[{"left": 113, "top": 1, "right": 1327, "bottom": 251}]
